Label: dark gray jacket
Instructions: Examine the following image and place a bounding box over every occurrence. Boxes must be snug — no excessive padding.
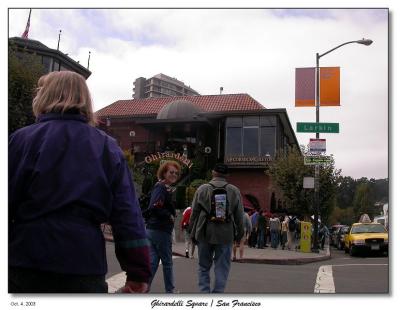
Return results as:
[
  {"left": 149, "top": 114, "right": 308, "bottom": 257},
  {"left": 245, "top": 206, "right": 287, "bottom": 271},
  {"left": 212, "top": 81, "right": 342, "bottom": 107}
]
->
[{"left": 189, "top": 177, "right": 244, "bottom": 245}]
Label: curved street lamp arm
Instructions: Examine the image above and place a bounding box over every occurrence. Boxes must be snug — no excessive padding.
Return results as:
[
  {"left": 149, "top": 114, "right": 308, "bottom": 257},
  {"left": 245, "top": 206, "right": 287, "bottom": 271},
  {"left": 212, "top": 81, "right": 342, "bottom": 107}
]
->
[{"left": 318, "top": 40, "right": 360, "bottom": 59}]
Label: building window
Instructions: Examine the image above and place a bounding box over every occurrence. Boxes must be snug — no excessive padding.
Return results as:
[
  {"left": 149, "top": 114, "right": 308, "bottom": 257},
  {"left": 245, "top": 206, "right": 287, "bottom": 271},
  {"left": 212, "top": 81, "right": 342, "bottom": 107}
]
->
[
  {"left": 225, "top": 116, "right": 277, "bottom": 157},
  {"left": 243, "top": 127, "right": 259, "bottom": 155},
  {"left": 260, "top": 127, "right": 276, "bottom": 156},
  {"left": 53, "top": 60, "right": 60, "bottom": 71},
  {"left": 42, "top": 56, "right": 51, "bottom": 71},
  {"left": 226, "top": 127, "right": 242, "bottom": 155}
]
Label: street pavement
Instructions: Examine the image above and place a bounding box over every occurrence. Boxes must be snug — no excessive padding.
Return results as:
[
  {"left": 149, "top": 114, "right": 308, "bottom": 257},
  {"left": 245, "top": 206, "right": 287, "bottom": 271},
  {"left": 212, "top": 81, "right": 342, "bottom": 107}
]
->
[
  {"left": 102, "top": 225, "right": 331, "bottom": 266},
  {"left": 106, "top": 243, "right": 388, "bottom": 294},
  {"left": 104, "top": 227, "right": 333, "bottom": 293}
]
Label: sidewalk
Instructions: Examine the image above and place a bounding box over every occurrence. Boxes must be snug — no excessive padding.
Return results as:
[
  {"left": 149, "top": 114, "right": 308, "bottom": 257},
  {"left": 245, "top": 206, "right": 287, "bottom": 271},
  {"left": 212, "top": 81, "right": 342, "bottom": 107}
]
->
[
  {"left": 172, "top": 241, "right": 331, "bottom": 265},
  {"left": 102, "top": 225, "right": 331, "bottom": 265}
]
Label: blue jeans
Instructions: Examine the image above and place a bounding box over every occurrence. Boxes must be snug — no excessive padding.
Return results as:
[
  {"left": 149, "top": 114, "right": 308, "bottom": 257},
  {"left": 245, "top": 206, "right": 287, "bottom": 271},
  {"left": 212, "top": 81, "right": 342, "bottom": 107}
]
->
[
  {"left": 270, "top": 230, "right": 279, "bottom": 248},
  {"left": 147, "top": 229, "right": 175, "bottom": 293},
  {"left": 197, "top": 242, "right": 232, "bottom": 293},
  {"left": 257, "top": 229, "right": 265, "bottom": 248}
]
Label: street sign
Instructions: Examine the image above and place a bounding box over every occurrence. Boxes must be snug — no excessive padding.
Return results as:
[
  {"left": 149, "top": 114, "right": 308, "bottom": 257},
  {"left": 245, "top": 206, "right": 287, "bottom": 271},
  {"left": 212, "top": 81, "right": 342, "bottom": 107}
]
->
[
  {"left": 309, "top": 138, "right": 326, "bottom": 153},
  {"left": 304, "top": 155, "right": 333, "bottom": 165},
  {"left": 297, "top": 122, "right": 339, "bottom": 133},
  {"left": 303, "top": 177, "right": 315, "bottom": 189}
]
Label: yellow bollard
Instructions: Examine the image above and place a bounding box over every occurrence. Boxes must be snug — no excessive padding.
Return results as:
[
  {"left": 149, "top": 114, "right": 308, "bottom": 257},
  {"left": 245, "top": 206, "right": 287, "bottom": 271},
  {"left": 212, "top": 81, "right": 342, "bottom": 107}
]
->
[{"left": 300, "top": 221, "right": 312, "bottom": 253}]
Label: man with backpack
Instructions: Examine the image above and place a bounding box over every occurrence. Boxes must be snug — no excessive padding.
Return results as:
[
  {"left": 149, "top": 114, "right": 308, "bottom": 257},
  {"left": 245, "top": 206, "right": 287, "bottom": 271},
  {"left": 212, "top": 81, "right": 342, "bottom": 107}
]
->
[{"left": 189, "top": 163, "right": 244, "bottom": 293}]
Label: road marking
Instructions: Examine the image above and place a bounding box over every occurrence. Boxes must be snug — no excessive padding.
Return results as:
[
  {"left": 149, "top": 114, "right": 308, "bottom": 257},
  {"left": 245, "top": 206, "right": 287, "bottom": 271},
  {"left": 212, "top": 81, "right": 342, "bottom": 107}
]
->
[
  {"left": 314, "top": 265, "right": 335, "bottom": 293},
  {"left": 314, "top": 263, "right": 388, "bottom": 294},
  {"left": 331, "top": 263, "right": 388, "bottom": 267},
  {"left": 106, "top": 256, "right": 179, "bottom": 293},
  {"left": 107, "top": 272, "right": 126, "bottom": 293}
]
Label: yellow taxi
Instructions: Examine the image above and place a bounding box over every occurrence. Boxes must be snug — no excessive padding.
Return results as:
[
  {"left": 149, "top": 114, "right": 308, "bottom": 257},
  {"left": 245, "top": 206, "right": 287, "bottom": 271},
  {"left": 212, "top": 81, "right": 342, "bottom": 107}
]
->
[{"left": 344, "top": 222, "right": 388, "bottom": 256}]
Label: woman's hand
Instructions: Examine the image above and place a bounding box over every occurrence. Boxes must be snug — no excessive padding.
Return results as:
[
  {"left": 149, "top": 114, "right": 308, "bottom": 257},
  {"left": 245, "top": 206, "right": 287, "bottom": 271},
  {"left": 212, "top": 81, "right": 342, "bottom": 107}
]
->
[{"left": 120, "top": 280, "right": 149, "bottom": 293}]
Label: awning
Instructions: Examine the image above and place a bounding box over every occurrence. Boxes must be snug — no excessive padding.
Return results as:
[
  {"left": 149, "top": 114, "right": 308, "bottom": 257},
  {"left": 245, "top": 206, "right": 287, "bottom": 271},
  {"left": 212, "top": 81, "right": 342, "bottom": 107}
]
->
[{"left": 242, "top": 194, "right": 255, "bottom": 212}]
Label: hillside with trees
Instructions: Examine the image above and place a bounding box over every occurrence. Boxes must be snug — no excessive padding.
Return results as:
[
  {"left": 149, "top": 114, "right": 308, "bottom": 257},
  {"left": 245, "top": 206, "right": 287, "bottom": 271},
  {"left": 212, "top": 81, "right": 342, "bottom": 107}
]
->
[{"left": 268, "top": 146, "right": 388, "bottom": 226}]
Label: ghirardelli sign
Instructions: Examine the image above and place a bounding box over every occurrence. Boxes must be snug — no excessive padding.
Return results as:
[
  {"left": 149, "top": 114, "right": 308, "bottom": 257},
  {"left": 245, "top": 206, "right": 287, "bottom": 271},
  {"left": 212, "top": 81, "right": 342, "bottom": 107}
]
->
[{"left": 144, "top": 152, "right": 193, "bottom": 168}]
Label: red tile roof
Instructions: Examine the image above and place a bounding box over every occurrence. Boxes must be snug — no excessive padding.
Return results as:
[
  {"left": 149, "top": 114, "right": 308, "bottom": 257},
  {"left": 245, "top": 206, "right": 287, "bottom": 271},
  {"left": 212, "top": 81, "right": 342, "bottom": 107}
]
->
[{"left": 95, "top": 93, "right": 266, "bottom": 118}]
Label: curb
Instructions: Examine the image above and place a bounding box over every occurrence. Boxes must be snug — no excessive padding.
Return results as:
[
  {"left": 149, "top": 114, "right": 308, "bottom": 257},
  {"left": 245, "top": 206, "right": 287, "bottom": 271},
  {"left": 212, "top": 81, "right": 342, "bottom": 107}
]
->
[
  {"left": 236, "top": 255, "right": 331, "bottom": 265},
  {"left": 172, "top": 247, "right": 331, "bottom": 265}
]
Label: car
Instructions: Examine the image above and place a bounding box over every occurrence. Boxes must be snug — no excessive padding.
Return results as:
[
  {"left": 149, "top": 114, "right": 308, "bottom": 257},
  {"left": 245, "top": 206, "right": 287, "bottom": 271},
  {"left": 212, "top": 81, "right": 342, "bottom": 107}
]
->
[
  {"left": 344, "top": 222, "right": 388, "bottom": 256},
  {"left": 329, "top": 224, "right": 345, "bottom": 245},
  {"left": 335, "top": 225, "right": 349, "bottom": 250}
]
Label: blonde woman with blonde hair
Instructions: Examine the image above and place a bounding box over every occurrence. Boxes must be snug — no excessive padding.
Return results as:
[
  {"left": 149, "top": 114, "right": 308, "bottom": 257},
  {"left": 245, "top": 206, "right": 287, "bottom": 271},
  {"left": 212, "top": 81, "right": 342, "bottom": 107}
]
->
[
  {"left": 9, "top": 71, "right": 151, "bottom": 293},
  {"left": 144, "top": 160, "right": 181, "bottom": 293},
  {"left": 32, "top": 70, "right": 96, "bottom": 125}
]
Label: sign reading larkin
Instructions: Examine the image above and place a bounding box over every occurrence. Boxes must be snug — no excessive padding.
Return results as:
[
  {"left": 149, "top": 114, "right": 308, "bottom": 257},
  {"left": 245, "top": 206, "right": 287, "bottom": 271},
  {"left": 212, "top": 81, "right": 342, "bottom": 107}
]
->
[{"left": 145, "top": 152, "right": 193, "bottom": 168}]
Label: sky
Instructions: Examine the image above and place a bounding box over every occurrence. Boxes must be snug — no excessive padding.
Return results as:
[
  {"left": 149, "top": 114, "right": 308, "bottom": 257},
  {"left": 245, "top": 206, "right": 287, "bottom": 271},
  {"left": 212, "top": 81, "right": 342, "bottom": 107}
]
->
[{"left": 7, "top": 8, "right": 389, "bottom": 180}]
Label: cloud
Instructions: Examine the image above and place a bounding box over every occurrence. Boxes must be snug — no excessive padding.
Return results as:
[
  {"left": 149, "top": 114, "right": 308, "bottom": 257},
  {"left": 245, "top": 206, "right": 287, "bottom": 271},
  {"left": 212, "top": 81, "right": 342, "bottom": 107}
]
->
[
  {"left": 271, "top": 8, "right": 336, "bottom": 19},
  {"left": 7, "top": 8, "right": 388, "bottom": 179}
]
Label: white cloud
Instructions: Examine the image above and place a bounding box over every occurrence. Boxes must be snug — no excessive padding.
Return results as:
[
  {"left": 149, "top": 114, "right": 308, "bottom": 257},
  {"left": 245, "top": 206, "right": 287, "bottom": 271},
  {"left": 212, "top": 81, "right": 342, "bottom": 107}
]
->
[{"left": 7, "top": 8, "right": 389, "bottom": 179}]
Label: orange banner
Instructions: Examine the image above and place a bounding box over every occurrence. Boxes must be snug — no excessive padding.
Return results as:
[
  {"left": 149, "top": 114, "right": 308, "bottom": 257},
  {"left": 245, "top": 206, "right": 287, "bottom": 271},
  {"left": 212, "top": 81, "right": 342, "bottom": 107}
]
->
[{"left": 320, "top": 67, "right": 340, "bottom": 106}]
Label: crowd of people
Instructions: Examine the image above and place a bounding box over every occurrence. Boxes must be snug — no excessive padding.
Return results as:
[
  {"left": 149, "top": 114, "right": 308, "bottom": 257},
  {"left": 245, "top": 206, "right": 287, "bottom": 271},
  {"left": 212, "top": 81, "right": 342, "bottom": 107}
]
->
[{"left": 247, "top": 212, "right": 301, "bottom": 251}]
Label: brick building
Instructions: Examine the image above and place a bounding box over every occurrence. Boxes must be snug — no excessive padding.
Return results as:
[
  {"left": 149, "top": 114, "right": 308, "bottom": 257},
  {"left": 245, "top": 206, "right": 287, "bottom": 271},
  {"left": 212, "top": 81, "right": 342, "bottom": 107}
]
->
[{"left": 96, "top": 93, "right": 299, "bottom": 213}]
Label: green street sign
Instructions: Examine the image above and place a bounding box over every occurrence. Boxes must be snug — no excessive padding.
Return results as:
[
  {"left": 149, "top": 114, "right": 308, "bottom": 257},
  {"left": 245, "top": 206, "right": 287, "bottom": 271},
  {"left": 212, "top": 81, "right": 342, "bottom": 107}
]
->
[
  {"left": 304, "top": 156, "right": 333, "bottom": 166},
  {"left": 297, "top": 122, "right": 339, "bottom": 133}
]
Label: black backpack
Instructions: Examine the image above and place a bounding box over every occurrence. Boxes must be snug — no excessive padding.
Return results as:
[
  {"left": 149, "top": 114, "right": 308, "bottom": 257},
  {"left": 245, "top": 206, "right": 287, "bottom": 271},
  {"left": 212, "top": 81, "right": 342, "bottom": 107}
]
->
[
  {"left": 209, "top": 183, "right": 230, "bottom": 223},
  {"left": 288, "top": 217, "right": 297, "bottom": 232}
]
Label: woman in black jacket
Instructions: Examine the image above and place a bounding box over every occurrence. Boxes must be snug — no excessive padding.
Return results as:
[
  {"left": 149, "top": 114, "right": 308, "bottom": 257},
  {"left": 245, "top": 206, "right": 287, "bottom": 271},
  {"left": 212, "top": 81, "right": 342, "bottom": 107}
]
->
[{"left": 145, "top": 160, "right": 181, "bottom": 293}]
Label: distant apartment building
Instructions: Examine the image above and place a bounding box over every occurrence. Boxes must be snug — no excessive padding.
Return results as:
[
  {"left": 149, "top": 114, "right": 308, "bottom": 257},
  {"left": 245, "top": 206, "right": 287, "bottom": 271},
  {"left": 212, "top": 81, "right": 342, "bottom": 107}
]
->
[
  {"left": 132, "top": 73, "right": 200, "bottom": 99},
  {"left": 9, "top": 37, "right": 91, "bottom": 79}
]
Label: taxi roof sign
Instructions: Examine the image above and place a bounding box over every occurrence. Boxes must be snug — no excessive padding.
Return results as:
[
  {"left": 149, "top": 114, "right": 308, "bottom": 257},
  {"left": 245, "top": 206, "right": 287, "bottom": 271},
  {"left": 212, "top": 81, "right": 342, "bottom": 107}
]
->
[{"left": 359, "top": 214, "right": 372, "bottom": 223}]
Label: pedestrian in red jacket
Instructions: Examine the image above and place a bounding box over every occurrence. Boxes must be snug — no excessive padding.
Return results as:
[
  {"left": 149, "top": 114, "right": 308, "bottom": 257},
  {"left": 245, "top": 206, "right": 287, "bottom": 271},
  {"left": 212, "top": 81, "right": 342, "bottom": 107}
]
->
[{"left": 181, "top": 206, "right": 195, "bottom": 258}]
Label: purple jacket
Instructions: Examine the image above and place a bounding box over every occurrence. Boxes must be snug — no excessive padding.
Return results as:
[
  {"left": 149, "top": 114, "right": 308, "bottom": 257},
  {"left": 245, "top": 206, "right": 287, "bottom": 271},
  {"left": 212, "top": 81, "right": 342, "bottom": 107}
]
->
[
  {"left": 9, "top": 113, "right": 151, "bottom": 283},
  {"left": 145, "top": 182, "right": 176, "bottom": 233}
]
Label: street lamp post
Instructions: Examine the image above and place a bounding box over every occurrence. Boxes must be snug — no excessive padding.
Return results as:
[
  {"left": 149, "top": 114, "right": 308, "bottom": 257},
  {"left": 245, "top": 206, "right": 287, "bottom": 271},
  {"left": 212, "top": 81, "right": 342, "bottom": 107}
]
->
[{"left": 312, "top": 38, "right": 373, "bottom": 252}]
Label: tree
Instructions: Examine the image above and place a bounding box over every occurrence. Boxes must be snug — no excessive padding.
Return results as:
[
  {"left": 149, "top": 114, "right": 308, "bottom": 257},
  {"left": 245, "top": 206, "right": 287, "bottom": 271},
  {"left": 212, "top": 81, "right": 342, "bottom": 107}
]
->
[
  {"left": 318, "top": 161, "right": 341, "bottom": 224},
  {"left": 336, "top": 176, "right": 357, "bottom": 209},
  {"left": 353, "top": 182, "right": 377, "bottom": 221},
  {"left": 268, "top": 147, "right": 339, "bottom": 221},
  {"left": 329, "top": 206, "right": 355, "bottom": 226},
  {"left": 268, "top": 147, "right": 313, "bottom": 216},
  {"left": 9, "top": 44, "right": 45, "bottom": 134},
  {"left": 370, "top": 178, "right": 389, "bottom": 204}
]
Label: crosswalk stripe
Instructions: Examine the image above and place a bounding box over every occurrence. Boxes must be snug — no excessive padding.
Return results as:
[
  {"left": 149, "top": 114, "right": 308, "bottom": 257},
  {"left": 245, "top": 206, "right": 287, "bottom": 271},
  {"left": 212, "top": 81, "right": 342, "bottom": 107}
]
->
[
  {"left": 106, "top": 272, "right": 126, "bottom": 293},
  {"left": 314, "top": 263, "right": 388, "bottom": 294},
  {"left": 314, "top": 265, "right": 335, "bottom": 293}
]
